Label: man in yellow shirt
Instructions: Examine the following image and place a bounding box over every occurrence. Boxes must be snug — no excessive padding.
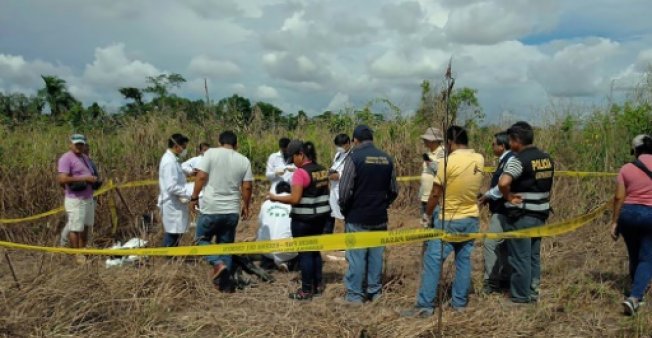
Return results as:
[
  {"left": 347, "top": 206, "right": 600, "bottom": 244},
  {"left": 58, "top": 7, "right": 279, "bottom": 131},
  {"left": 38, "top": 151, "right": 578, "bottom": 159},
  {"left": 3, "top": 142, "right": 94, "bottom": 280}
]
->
[
  {"left": 402, "top": 125, "right": 485, "bottom": 317},
  {"left": 419, "top": 128, "right": 445, "bottom": 224}
]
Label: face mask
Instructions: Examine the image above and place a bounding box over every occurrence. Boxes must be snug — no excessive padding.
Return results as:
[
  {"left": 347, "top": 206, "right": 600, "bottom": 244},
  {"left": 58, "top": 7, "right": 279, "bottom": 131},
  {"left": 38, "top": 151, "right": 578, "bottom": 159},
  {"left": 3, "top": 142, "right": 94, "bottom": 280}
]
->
[
  {"left": 336, "top": 147, "right": 346, "bottom": 154},
  {"left": 179, "top": 148, "right": 188, "bottom": 158}
]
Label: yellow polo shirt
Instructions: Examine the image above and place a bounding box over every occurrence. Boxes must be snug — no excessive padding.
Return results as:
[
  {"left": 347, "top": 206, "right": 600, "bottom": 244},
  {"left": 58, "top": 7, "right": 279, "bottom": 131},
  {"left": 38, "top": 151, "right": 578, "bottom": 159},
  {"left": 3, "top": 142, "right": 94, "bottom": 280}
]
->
[{"left": 433, "top": 149, "right": 485, "bottom": 221}]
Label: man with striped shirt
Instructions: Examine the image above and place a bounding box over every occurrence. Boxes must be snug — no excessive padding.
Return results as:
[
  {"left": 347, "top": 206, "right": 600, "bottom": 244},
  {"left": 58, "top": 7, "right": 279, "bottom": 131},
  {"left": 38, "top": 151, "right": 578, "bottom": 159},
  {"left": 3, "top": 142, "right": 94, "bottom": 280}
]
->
[{"left": 498, "top": 121, "right": 554, "bottom": 305}]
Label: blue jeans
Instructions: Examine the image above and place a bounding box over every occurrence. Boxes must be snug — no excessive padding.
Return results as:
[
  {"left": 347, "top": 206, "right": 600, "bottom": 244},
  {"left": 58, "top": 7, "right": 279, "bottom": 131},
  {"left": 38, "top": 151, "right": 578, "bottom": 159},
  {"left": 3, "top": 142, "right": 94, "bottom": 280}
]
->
[
  {"left": 618, "top": 204, "right": 652, "bottom": 300},
  {"left": 416, "top": 217, "right": 478, "bottom": 310},
  {"left": 504, "top": 215, "right": 543, "bottom": 303},
  {"left": 195, "top": 213, "right": 239, "bottom": 269},
  {"left": 323, "top": 217, "right": 336, "bottom": 234},
  {"left": 344, "top": 222, "right": 387, "bottom": 303},
  {"left": 163, "top": 233, "right": 182, "bottom": 247},
  {"left": 291, "top": 217, "right": 327, "bottom": 293}
]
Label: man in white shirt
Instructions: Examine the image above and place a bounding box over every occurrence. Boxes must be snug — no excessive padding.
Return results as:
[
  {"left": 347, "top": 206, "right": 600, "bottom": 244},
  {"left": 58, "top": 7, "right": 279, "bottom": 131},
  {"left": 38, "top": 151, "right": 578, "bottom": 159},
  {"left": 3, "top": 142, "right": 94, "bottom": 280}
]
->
[
  {"left": 325, "top": 133, "right": 351, "bottom": 234},
  {"left": 189, "top": 131, "right": 254, "bottom": 291},
  {"left": 479, "top": 131, "right": 514, "bottom": 294},
  {"left": 265, "top": 137, "right": 295, "bottom": 193},
  {"left": 257, "top": 181, "right": 297, "bottom": 271},
  {"left": 181, "top": 142, "right": 210, "bottom": 176},
  {"left": 419, "top": 127, "right": 445, "bottom": 225},
  {"left": 158, "top": 134, "right": 191, "bottom": 247}
]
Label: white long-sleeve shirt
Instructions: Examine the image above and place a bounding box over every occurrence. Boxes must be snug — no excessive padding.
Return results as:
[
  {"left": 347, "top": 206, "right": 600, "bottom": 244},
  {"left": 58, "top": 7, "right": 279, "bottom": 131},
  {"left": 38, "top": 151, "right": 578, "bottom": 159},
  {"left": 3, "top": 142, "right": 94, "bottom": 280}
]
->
[
  {"left": 329, "top": 150, "right": 349, "bottom": 219},
  {"left": 485, "top": 150, "right": 512, "bottom": 200},
  {"left": 181, "top": 155, "right": 202, "bottom": 176},
  {"left": 265, "top": 151, "right": 294, "bottom": 193},
  {"left": 257, "top": 197, "right": 297, "bottom": 265},
  {"left": 158, "top": 150, "right": 190, "bottom": 233}
]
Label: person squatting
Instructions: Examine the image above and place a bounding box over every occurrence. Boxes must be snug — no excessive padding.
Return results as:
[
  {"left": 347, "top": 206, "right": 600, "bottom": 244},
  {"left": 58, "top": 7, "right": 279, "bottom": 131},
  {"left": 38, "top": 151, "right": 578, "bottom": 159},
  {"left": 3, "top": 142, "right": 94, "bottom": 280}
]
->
[{"left": 58, "top": 124, "right": 652, "bottom": 316}]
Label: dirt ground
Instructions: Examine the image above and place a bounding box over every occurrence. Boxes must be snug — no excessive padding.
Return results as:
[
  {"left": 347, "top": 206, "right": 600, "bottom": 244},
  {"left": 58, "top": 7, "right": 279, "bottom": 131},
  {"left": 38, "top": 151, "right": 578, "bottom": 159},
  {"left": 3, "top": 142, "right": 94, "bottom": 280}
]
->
[{"left": 0, "top": 209, "right": 651, "bottom": 337}]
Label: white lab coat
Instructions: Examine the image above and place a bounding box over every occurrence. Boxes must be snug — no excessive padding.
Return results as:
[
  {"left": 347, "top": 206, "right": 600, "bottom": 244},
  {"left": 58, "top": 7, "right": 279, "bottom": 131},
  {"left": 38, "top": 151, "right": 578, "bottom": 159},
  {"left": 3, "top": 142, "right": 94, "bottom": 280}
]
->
[
  {"left": 329, "top": 150, "right": 349, "bottom": 219},
  {"left": 181, "top": 155, "right": 202, "bottom": 176},
  {"left": 265, "top": 151, "right": 295, "bottom": 193},
  {"left": 257, "top": 197, "right": 297, "bottom": 265},
  {"left": 158, "top": 150, "right": 190, "bottom": 234}
]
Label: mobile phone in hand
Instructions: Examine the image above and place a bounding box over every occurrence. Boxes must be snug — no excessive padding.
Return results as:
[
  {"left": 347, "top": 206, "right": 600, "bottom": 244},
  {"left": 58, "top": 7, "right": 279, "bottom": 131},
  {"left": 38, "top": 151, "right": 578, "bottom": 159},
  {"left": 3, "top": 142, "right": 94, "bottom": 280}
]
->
[{"left": 422, "top": 153, "right": 431, "bottom": 162}]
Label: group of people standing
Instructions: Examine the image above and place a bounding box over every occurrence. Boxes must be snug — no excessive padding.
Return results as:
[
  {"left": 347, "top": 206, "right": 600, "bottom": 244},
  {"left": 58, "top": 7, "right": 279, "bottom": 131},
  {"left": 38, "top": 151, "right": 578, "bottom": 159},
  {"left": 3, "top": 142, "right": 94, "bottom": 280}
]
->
[{"left": 56, "top": 124, "right": 652, "bottom": 315}]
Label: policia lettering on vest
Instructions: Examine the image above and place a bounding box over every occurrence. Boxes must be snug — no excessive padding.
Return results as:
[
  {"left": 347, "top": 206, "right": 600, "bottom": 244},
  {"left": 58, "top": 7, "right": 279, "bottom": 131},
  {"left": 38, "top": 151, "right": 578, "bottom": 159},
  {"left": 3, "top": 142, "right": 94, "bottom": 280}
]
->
[{"left": 498, "top": 121, "right": 555, "bottom": 304}]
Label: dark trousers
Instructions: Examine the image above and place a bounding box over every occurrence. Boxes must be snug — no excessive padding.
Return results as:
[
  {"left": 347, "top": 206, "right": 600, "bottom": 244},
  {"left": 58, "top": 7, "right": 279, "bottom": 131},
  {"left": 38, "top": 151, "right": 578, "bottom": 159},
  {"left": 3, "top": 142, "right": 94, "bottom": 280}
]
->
[
  {"left": 323, "top": 216, "right": 336, "bottom": 234},
  {"left": 505, "top": 215, "right": 543, "bottom": 303},
  {"left": 618, "top": 204, "right": 652, "bottom": 300},
  {"left": 163, "top": 233, "right": 182, "bottom": 247},
  {"left": 291, "top": 217, "right": 327, "bottom": 293}
]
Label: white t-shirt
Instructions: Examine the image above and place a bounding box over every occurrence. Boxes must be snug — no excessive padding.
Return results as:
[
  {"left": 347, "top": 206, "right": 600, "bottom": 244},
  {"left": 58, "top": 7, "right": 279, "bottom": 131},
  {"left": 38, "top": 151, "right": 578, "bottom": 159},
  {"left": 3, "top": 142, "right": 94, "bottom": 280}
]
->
[
  {"left": 257, "top": 198, "right": 296, "bottom": 264},
  {"left": 196, "top": 147, "right": 254, "bottom": 215}
]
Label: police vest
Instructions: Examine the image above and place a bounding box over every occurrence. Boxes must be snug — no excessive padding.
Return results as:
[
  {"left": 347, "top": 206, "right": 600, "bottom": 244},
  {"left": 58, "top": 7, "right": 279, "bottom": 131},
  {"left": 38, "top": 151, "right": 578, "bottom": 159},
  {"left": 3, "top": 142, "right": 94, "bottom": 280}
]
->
[
  {"left": 489, "top": 151, "right": 514, "bottom": 214},
  {"left": 290, "top": 162, "right": 331, "bottom": 221},
  {"left": 343, "top": 143, "right": 394, "bottom": 226},
  {"left": 505, "top": 147, "right": 554, "bottom": 220}
]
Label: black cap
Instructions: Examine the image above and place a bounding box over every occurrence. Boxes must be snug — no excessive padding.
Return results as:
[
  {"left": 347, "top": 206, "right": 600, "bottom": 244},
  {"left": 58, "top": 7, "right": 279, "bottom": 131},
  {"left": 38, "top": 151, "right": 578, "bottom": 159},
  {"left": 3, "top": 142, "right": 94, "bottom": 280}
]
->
[
  {"left": 353, "top": 125, "right": 373, "bottom": 141},
  {"left": 286, "top": 139, "right": 304, "bottom": 157}
]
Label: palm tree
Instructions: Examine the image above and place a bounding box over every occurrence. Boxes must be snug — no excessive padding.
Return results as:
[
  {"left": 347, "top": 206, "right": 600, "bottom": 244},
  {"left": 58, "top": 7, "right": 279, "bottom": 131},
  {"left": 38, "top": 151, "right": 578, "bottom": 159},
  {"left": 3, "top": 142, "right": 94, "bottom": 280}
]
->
[{"left": 37, "top": 75, "right": 78, "bottom": 119}]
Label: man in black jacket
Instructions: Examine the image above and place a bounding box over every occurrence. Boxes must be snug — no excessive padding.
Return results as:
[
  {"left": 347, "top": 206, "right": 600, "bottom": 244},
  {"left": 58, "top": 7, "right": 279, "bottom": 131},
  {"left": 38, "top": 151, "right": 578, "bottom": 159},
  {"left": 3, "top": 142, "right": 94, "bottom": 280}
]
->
[
  {"left": 498, "top": 122, "right": 554, "bottom": 304},
  {"left": 337, "top": 125, "right": 398, "bottom": 305}
]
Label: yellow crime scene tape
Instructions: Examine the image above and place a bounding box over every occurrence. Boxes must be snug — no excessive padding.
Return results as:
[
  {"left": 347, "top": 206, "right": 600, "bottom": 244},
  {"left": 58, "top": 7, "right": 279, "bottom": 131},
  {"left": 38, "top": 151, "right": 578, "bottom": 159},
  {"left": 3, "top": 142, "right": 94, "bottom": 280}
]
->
[
  {"left": 0, "top": 168, "right": 615, "bottom": 224},
  {"left": 0, "top": 202, "right": 609, "bottom": 256}
]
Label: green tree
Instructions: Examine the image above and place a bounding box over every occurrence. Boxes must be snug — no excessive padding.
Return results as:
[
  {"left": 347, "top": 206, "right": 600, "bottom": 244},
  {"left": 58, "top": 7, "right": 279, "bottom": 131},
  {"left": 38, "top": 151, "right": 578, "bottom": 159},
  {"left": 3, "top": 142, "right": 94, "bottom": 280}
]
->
[
  {"left": 119, "top": 87, "right": 145, "bottom": 116},
  {"left": 216, "top": 94, "right": 252, "bottom": 125},
  {"left": 450, "top": 87, "right": 483, "bottom": 124},
  {"left": 37, "top": 75, "right": 78, "bottom": 119}
]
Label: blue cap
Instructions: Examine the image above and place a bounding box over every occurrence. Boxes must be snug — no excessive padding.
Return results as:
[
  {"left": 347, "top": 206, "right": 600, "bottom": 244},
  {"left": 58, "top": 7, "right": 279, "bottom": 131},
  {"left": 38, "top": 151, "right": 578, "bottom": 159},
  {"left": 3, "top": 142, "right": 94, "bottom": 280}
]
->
[{"left": 353, "top": 125, "right": 373, "bottom": 141}]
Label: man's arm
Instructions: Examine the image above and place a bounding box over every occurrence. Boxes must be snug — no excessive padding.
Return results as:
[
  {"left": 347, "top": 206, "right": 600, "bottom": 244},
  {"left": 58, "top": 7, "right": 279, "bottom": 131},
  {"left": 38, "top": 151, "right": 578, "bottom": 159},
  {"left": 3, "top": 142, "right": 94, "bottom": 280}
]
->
[
  {"left": 338, "top": 158, "right": 356, "bottom": 214},
  {"left": 57, "top": 173, "right": 95, "bottom": 185},
  {"left": 388, "top": 164, "right": 399, "bottom": 205},
  {"left": 265, "top": 154, "right": 281, "bottom": 181},
  {"left": 241, "top": 180, "right": 253, "bottom": 220},
  {"left": 426, "top": 183, "right": 442, "bottom": 216},
  {"left": 498, "top": 157, "right": 523, "bottom": 204}
]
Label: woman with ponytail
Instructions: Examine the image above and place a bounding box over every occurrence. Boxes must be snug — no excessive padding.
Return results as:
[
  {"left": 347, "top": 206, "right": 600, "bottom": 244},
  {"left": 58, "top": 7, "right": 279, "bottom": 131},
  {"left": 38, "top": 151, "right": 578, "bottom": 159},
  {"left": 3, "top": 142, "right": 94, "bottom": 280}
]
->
[
  {"left": 270, "top": 140, "right": 331, "bottom": 301},
  {"left": 611, "top": 134, "right": 652, "bottom": 315}
]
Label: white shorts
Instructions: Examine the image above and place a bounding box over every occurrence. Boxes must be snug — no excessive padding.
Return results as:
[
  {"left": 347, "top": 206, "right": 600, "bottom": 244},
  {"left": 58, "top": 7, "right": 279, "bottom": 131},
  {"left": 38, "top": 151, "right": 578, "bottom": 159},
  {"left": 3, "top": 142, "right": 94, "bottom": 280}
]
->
[{"left": 64, "top": 197, "right": 95, "bottom": 232}]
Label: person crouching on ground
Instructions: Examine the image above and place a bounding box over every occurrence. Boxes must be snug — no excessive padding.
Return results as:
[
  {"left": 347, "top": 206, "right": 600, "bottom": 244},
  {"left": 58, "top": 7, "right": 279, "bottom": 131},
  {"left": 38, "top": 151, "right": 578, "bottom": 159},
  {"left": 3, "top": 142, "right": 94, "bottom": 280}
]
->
[
  {"left": 158, "top": 133, "right": 191, "bottom": 247},
  {"left": 258, "top": 181, "right": 297, "bottom": 272},
  {"left": 611, "top": 134, "right": 652, "bottom": 316},
  {"left": 270, "top": 140, "right": 331, "bottom": 301}
]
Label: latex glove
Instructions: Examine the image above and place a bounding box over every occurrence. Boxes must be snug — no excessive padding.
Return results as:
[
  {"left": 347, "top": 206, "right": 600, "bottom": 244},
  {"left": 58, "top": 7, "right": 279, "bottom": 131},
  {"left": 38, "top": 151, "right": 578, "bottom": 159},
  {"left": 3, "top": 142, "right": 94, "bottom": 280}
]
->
[{"left": 420, "top": 214, "right": 432, "bottom": 228}]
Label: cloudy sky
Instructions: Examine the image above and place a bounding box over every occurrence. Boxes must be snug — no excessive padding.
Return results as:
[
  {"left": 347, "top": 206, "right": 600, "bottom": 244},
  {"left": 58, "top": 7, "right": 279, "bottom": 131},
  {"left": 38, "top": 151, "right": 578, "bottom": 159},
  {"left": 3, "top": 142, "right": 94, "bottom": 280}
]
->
[{"left": 1, "top": 0, "right": 651, "bottom": 122}]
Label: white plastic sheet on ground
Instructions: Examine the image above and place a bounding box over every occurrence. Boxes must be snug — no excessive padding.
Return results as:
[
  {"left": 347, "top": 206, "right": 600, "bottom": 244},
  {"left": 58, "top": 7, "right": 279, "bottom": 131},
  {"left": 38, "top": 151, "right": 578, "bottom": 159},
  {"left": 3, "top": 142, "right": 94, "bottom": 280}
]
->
[{"left": 105, "top": 238, "right": 148, "bottom": 268}]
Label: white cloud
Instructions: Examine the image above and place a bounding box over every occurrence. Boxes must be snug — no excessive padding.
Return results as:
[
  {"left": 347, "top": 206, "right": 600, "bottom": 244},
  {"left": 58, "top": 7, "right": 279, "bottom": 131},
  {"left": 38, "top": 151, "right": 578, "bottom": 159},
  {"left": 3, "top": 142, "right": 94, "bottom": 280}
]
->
[
  {"left": 188, "top": 55, "right": 241, "bottom": 78},
  {"left": 381, "top": 1, "right": 424, "bottom": 34},
  {"left": 326, "top": 92, "right": 351, "bottom": 112},
  {"left": 445, "top": 0, "right": 561, "bottom": 44},
  {"left": 0, "top": 54, "right": 71, "bottom": 93},
  {"left": 529, "top": 38, "right": 620, "bottom": 97},
  {"left": 256, "top": 85, "right": 279, "bottom": 100},
  {"left": 82, "top": 43, "right": 161, "bottom": 89}
]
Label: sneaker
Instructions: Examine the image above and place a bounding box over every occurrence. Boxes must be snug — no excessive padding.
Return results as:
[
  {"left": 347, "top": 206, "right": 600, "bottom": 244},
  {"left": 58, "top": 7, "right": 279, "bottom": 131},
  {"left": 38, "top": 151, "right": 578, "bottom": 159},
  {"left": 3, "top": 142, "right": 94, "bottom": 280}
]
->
[
  {"left": 289, "top": 289, "right": 313, "bottom": 301},
  {"left": 278, "top": 263, "right": 289, "bottom": 273},
  {"left": 623, "top": 297, "right": 640, "bottom": 316},
  {"left": 210, "top": 262, "right": 226, "bottom": 282},
  {"left": 400, "top": 307, "right": 433, "bottom": 318}
]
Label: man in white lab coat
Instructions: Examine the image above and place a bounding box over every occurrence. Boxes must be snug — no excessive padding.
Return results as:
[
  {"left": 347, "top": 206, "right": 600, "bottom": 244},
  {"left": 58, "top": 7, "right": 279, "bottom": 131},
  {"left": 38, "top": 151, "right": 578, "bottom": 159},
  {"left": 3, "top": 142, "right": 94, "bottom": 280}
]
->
[
  {"left": 181, "top": 142, "right": 211, "bottom": 176},
  {"left": 158, "top": 133, "right": 191, "bottom": 247},
  {"left": 257, "top": 181, "right": 297, "bottom": 271},
  {"left": 324, "top": 133, "right": 351, "bottom": 234},
  {"left": 265, "top": 137, "right": 295, "bottom": 193}
]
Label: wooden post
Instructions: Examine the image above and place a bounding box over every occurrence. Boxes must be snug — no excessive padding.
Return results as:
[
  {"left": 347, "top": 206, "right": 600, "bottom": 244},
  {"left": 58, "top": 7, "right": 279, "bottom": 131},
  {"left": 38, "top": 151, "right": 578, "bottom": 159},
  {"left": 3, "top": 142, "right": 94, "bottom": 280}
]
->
[{"left": 4, "top": 250, "right": 21, "bottom": 290}]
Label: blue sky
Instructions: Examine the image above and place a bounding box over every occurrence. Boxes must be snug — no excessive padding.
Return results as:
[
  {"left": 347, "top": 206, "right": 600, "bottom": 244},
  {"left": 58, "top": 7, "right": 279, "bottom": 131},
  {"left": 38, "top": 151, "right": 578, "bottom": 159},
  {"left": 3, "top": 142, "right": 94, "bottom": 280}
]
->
[{"left": 1, "top": 0, "right": 651, "bottom": 124}]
